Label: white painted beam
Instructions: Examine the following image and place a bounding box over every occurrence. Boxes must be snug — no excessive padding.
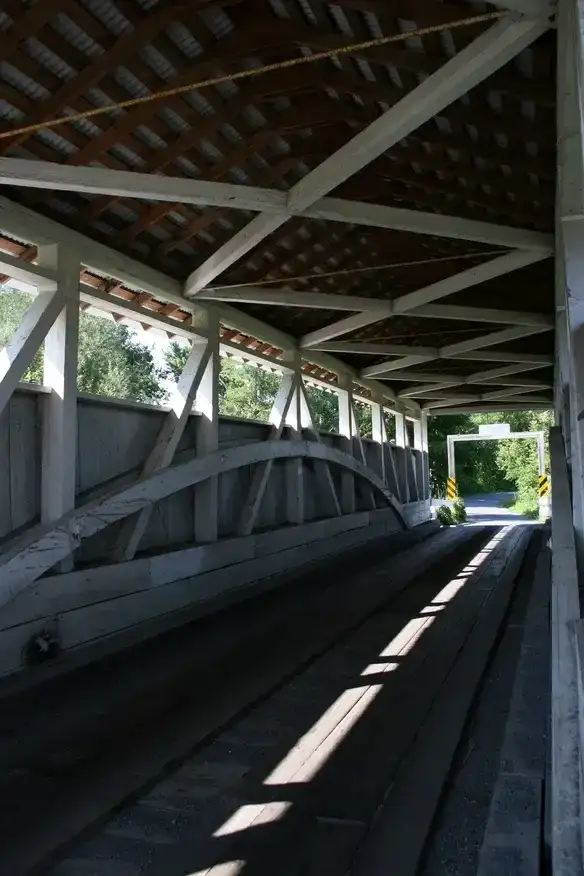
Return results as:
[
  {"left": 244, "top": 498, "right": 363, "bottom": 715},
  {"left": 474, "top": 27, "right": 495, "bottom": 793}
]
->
[
  {"left": 362, "top": 327, "right": 551, "bottom": 378},
  {"left": 409, "top": 303, "right": 554, "bottom": 326},
  {"left": 467, "top": 362, "right": 549, "bottom": 382},
  {"left": 0, "top": 287, "right": 64, "bottom": 416},
  {"left": 440, "top": 324, "right": 551, "bottom": 357},
  {"left": 309, "top": 342, "right": 436, "bottom": 356},
  {"left": 393, "top": 251, "right": 549, "bottom": 314},
  {"left": 288, "top": 15, "right": 551, "bottom": 213},
  {"left": 300, "top": 251, "right": 551, "bottom": 347},
  {"left": 428, "top": 403, "right": 553, "bottom": 415},
  {"left": 0, "top": 251, "right": 58, "bottom": 289},
  {"left": 199, "top": 287, "right": 394, "bottom": 314},
  {"left": 114, "top": 334, "right": 212, "bottom": 561},
  {"left": 480, "top": 385, "right": 548, "bottom": 400},
  {"left": 237, "top": 372, "right": 296, "bottom": 536},
  {"left": 0, "top": 196, "right": 185, "bottom": 304},
  {"left": 39, "top": 246, "right": 80, "bottom": 577},
  {"left": 199, "top": 288, "right": 553, "bottom": 329},
  {"left": 0, "top": 159, "right": 554, "bottom": 255},
  {"left": 363, "top": 353, "right": 439, "bottom": 377},
  {"left": 450, "top": 350, "right": 554, "bottom": 364},
  {"left": 194, "top": 313, "right": 220, "bottom": 543},
  {"left": 301, "top": 311, "right": 393, "bottom": 348},
  {"left": 0, "top": 158, "right": 287, "bottom": 213},
  {"left": 399, "top": 381, "right": 463, "bottom": 398},
  {"left": 186, "top": 14, "right": 551, "bottom": 295},
  {"left": 307, "top": 198, "right": 554, "bottom": 252}
]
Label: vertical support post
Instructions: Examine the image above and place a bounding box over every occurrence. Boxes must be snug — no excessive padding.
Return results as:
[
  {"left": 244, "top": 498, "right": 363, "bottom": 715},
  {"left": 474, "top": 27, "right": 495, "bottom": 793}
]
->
[
  {"left": 337, "top": 375, "right": 356, "bottom": 513},
  {"left": 237, "top": 370, "right": 296, "bottom": 535},
  {"left": 447, "top": 434, "right": 456, "bottom": 481},
  {"left": 420, "top": 412, "right": 430, "bottom": 500},
  {"left": 283, "top": 351, "right": 304, "bottom": 525},
  {"left": 39, "top": 245, "right": 79, "bottom": 574},
  {"left": 194, "top": 312, "right": 220, "bottom": 543},
  {"left": 371, "top": 401, "right": 386, "bottom": 483},
  {"left": 394, "top": 409, "right": 407, "bottom": 448},
  {"left": 393, "top": 406, "right": 410, "bottom": 503}
]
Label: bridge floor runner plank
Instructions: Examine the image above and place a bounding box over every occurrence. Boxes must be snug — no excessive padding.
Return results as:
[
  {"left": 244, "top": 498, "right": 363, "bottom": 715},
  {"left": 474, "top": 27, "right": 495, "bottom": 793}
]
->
[{"left": 46, "top": 526, "right": 530, "bottom": 876}]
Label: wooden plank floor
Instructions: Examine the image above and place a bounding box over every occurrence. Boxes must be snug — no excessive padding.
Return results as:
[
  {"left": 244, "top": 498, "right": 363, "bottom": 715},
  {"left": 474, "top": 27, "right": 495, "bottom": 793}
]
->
[{"left": 44, "top": 526, "right": 537, "bottom": 876}]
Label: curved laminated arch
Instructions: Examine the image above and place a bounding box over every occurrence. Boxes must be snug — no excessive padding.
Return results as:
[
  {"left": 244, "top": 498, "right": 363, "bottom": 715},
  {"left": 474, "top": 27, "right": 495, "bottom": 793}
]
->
[{"left": 0, "top": 439, "right": 406, "bottom": 607}]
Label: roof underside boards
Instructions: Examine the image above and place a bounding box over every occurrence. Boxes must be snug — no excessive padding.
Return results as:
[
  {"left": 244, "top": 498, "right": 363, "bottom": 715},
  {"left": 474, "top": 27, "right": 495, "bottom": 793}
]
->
[{"left": 0, "top": 0, "right": 557, "bottom": 412}]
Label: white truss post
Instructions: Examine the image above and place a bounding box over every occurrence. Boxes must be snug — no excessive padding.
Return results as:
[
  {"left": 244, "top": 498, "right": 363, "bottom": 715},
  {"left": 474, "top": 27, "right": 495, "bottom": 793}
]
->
[
  {"left": 297, "top": 381, "right": 341, "bottom": 517},
  {"left": 371, "top": 402, "right": 386, "bottom": 484},
  {"left": 194, "top": 312, "right": 220, "bottom": 543},
  {"left": 237, "top": 371, "right": 296, "bottom": 536},
  {"left": 337, "top": 377, "right": 357, "bottom": 513},
  {"left": 114, "top": 329, "right": 211, "bottom": 561},
  {"left": 38, "top": 245, "right": 80, "bottom": 571},
  {"left": 393, "top": 408, "right": 411, "bottom": 503},
  {"left": 420, "top": 412, "right": 430, "bottom": 500},
  {"left": 394, "top": 410, "right": 407, "bottom": 448},
  {"left": 283, "top": 355, "right": 304, "bottom": 525},
  {"left": 413, "top": 414, "right": 430, "bottom": 496}
]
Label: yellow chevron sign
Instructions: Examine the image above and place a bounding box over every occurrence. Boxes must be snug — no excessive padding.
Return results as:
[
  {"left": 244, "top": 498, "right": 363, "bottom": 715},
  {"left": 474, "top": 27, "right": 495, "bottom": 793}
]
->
[
  {"left": 538, "top": 474, "right": 550, "bottom": 497},
  {"left": 446, "top": 477, "right": 457, "bottom": 500}
]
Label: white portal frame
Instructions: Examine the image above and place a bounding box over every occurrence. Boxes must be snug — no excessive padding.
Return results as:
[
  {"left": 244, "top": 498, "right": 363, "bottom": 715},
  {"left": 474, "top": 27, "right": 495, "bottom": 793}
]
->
[{"left": 446, "top": 430, "right": 546, "bottom": 486}]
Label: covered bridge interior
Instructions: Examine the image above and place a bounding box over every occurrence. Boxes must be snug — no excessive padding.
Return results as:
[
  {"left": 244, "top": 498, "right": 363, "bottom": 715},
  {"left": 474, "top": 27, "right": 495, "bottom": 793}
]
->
[{"left": 1, "top": 0, "right": 583, "bottom": 874}]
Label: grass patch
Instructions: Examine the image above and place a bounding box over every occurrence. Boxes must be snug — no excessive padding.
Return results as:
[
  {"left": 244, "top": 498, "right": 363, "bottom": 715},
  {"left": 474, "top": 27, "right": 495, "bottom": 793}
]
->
[{"left": 499, "top": 494, "right": 539, "bottom": 519}]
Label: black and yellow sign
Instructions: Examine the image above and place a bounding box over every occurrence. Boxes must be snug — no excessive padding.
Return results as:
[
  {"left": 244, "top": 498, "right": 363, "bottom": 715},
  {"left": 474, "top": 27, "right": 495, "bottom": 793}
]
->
[
  {"left": 446, "top": 477, "right": 457, "bottom": 500},
  {"left": 538, "top": 474, "right": 550, "bottom": 497}
]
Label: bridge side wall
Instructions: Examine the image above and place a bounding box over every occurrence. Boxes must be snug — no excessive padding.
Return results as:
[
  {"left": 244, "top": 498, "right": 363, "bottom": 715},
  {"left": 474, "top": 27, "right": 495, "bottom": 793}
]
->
[
  {"left": 0, "top": 387, "right": 429, "bottom": 562},
  {"left": 0, "top": 387, "right": 430, "bottom": 684}
]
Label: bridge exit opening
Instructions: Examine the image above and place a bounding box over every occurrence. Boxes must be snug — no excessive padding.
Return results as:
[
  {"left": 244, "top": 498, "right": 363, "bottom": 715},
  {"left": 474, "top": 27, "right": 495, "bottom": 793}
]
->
[{"left": 446, "top": 424, "right": 550, "bottom": 518}]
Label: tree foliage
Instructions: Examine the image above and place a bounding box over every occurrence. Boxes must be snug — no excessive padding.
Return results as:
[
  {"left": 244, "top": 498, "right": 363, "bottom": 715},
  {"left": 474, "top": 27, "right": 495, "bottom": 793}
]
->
[
  {"left": 428, "top": 409, "right": 553, "bottom": 501},
  {"left": 0, "top": 288, "right": 165, "bottom": 403},
  {"left": 164, "top": 341, "right": 372, "bottom": 435}
]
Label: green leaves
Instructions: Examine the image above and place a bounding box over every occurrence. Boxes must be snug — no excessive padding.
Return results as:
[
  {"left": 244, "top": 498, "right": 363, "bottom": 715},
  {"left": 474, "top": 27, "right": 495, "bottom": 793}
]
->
[{"left": 0, "top": 288, "right": 165, "bottom": 404}]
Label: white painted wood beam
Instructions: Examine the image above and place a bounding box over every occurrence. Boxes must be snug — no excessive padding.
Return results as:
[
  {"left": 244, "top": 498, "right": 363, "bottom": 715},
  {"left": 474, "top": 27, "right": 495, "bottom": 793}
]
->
[
  {"left": 194, "top": 313, "right": 220, "bottom": 543},
  {"left": 114, "top": 334, "right": 212, "bottom": 561},
  {"left": 409, "top": 303, "right": 554, "bottom": 326},
  {"left": 363, "top": 353, "right": 439, "bottom": 377},
  {"left": 450, "top": 350, "right": 554, "bottom": 364},
  {"left": 480, "top": 385, "right": 548, "bottom": 400},
  {"left": 283, "top": 362, "right": 305, "bottom": 526},
  {"left": 0, "top": 440, "right": 406, "bottom": 603},
  {"left": 362, "top": 327, "right": 551, "bottom": 378},
  {"left": 301, "top": 311, "right": 392, "bottom": 348},
  {"left": 237, "top": 372, "right": 297, "bottom": 536},
  {"left": 399, "top": 381, "right": 463, "bottom": 398},
  {"left": 297, "top": 379, "right": 342, "bottom": 516},
  {"left": 185, "top": 15, "right": 550, "bottom": 295},
  {"left": 393, "top": 250, "right": 549, "bottom": 314},
  {"left": 200, "top": 288, "right": 553, "bottom": 329},
  {"left": 307, "top": 199, "right": 554, "bottom": 252},
  {"left": 0, "top": 251, "right": 58, "bottom": 289},
  {"left": 288, "top": 15, "right": 551, "bottom": 213},
  {"left": 300, "top": 251, "right": 550, "bottom": 348},
  {"left": 0, "top": 158, "right": 287, "bottom": 213},
  {"left": 428, "top": 403, "right": 552, "bottom": 414},
  {"left": 440, "top": 324, "right": 551, "bottom": 357},
  {"left": 0, "top": 197, "right": 185, "bottom": 305},
  {"left": 199, "top": 287, "right": 394, "bottom": 314},
  {"left": 467, "top": 362, "right": 548, "bottom": 382},
  {"left": 39, "top": 246, "right": 80, "bottom": 578},
  {"left": 0, "top": 286, "right": 65, "bottom": 417},
  {"left": 309, "top": 342, "right": 436, "bottom": 356},
  {"left": 0, "top": 159, "right": 553, "bottom": 254}
]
